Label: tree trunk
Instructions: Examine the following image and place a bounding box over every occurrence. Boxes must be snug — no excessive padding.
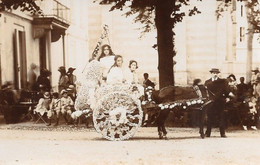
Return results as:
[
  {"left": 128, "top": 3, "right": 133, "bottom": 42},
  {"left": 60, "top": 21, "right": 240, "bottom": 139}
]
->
[
  {"left": 245, "top": 1, "right": 253, "bottom": 83},
  {"left": 155, "top": 1, "right": 175, "bottom": 89},
  {"left": 246, "top": 27, "right": 253, "bottom": 83}
]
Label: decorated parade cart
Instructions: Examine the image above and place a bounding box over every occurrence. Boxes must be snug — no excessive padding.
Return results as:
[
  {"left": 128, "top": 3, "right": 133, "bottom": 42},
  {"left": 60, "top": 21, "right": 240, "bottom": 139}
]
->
[
  {"left": 73, "top": 57, "right": 144, "bottom": 141},
  {"left": 73, "top": 25, "right": 209, "bottom": 141}
]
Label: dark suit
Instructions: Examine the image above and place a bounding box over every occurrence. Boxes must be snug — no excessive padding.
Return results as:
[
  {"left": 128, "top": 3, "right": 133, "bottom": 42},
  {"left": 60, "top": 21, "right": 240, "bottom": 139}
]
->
[
  {"left": 143, "top": 79, "right": 155, "bottom": 88},
  {"left": 205, "top": 78, "right": 230, "bottom": 137}
]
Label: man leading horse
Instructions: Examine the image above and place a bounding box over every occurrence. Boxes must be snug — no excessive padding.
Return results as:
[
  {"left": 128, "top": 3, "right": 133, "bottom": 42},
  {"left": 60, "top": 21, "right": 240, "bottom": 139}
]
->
[
  {"left": 203, "top": 68, "right": 232, "bottom": 138},
  {"left": 144, "top": 68, "right": 232, "bottom": 139}
]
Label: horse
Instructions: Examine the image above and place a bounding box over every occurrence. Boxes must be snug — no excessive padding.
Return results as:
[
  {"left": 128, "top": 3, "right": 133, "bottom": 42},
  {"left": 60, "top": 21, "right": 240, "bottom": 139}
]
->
[
  {"left": 143, "top": 84, "right": 211, "bottom": 139},
  {"left": 148, "top": 77, "right": 235, "bottom": 139}
]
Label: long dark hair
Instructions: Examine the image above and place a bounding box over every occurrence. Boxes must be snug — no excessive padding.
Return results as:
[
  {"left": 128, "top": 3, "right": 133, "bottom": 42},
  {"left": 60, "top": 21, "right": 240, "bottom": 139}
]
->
[
  {"left": 108, "top": 55, "right": 123, "bottom": 73},
  {"left": 97, "top": 44, "right": 114, "bottom": 61}
]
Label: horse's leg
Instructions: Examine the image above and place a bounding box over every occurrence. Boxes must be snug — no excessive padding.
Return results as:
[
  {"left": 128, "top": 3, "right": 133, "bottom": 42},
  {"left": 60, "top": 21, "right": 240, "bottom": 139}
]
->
[
  {"left": 199, "top": 107, "right": 206, "bottom": 139},
  {"left": 161, "top": 124, "right": 168, "bottom": 140},
  {"left": 205, "top": 108, "right": 213, "bottom": 137},
  {"left": 157, "top": 126, "right": 163, "bottom": 139},
  {"left": 157, "top": 109, "right": 170, "bottom": 139}
]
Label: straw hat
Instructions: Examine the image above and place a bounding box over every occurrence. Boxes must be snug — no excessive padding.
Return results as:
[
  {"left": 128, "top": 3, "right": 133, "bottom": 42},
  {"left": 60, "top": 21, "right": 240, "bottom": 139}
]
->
[{"left": 209, "top": 68, "right": 220, "bottom": 73}]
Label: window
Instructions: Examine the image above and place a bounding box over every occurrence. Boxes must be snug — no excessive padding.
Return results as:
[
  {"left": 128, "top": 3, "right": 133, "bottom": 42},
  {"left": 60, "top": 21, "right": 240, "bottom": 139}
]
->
[
  {"left": 241, "top": 5, "right": 243, "bottom": 17},
  {"left": 240, "top": 27, "right": 245, "bottom": 42}
]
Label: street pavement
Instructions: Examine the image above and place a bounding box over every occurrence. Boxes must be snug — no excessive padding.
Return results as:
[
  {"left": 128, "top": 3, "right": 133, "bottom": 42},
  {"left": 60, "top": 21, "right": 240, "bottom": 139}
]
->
[{"left": 0, "top": 117, "right": 260, "bottom": 165}]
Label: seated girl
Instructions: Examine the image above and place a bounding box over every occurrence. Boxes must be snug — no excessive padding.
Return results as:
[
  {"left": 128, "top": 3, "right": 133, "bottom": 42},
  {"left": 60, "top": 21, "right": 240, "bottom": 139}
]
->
[
  {"left": 125, "top": 60, "right": 139, "bottom": 84},
  {"left": 34, "top": 91, "right": 51, "bottom": 116},
  {"left": 46, "top": 92, "right": 60, "bottom": 126},
  {"left": 106, "top": 55, "right": 125, "bottom": 84},
  {"left": 98, "top": 44, "right": 115, "bottom": 81}
]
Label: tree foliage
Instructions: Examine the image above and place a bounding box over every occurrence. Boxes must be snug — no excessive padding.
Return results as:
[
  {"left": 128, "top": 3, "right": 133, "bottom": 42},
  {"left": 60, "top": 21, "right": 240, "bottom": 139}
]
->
[
  {"left": 0, "top": 0, "right": 42, "bottom": 15},
  {"left": 95, "top": 0, "right": 201, "bottom": 35}
]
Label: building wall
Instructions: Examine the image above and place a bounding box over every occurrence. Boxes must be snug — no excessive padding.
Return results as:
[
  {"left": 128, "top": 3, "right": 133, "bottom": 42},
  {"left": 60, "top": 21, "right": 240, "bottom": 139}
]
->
[
  {"left": 2, "top": 0, "right": 260, "bottom": 90},
  {"left": 50, "top": 0, "right": 89, "bottom": 92},
  {"left": 0, "top": 11, "right": 41, "bottom": 85},
  {"left": 234, "top": 0, "right": 260, "bottom": 81},
  {"left": 0, "top": 0, "right": 90, "bottom": 92}
]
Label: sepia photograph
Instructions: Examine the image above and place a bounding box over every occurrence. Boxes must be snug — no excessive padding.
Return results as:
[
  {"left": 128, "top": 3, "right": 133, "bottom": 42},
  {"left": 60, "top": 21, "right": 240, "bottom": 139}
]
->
[{"left": 0, "top": 0, "right": 260, "bottom": 164}]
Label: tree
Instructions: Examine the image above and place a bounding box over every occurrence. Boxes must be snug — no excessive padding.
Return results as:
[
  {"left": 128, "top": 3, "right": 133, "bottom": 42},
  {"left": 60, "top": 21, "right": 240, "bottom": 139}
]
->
[
  {"left": 0, "top": 0, "right": 42, "bottom": 15},
  {"left": 94, "top": 0, "right": 201, "bottom": 89},
  {"left": 218, "top": 0, "right": 260, "bottom": 82}
]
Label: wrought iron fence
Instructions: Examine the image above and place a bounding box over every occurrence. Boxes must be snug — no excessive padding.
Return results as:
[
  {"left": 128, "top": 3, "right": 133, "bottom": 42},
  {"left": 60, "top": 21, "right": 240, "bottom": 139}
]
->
[{"left": 36, "top": 0, "right": 70, "bottom": 23}]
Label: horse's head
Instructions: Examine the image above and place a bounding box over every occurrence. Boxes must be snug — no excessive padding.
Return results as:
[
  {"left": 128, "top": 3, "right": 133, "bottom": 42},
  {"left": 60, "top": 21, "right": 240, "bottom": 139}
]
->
[{"left": 144, "top": 86, "right": 155, "bottom": 101}]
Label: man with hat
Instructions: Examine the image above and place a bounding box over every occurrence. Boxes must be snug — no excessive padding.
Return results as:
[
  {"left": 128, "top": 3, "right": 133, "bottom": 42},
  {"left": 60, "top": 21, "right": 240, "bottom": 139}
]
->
[
  {"left": 67, "top": 67, "right": 77, "bottom": 86},
  {"left": 204, "top": 68, "right": 231, "bottom": 138},
  {"left": 58, "top": 66, "right": 69, "bottom": 93}
]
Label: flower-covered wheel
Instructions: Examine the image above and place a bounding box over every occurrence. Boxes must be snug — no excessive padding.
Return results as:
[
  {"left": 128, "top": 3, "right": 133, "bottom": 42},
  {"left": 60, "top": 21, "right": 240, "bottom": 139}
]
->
[{"left": 93, "top": 92, "right": 143, "bottom": 141}]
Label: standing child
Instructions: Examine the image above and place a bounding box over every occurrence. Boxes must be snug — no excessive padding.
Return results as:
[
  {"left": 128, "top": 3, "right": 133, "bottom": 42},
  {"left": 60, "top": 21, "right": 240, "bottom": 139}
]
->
[
  {"left": 46, "top": 92, "right": 61, "bottom": 126},
  {"left": 60, "top": 89, "right": 74, "bottom": 124}
]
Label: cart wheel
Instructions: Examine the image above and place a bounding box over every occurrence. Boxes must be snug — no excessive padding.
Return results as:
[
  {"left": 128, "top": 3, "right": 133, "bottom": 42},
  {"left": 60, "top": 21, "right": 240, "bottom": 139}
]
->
[{"left": 93, "top": 92, "right": 143, "bottom": 141}]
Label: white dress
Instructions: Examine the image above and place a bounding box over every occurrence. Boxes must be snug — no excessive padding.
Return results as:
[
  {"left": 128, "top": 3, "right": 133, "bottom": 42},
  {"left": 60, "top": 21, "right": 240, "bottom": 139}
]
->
[
  {"left": 125, "top": 69, "right": 139, "bottom": 84},
  {"left": 99, "top": 56, "right": 115, "bottom": 78},
  {"left": 106, "top": 67, "right": 124, "bottom": 84}
]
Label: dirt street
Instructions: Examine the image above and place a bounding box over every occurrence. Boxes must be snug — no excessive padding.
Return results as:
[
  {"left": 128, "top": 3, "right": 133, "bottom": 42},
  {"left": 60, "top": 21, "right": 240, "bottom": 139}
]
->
[{"left": 0, "top": 123, "right": 260, "bottom": 165}]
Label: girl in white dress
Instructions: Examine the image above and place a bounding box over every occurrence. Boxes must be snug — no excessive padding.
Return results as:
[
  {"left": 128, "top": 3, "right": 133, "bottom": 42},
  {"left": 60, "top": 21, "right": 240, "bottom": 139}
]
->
[
  {"left": 106, "top": 55, "right": 125, "bottom": 84},
  {"left": 125, "top": 60, "right": 139, "bottom": 84},
  {"left": 98, "top": 44, "right": 115, "bottom": 80}
]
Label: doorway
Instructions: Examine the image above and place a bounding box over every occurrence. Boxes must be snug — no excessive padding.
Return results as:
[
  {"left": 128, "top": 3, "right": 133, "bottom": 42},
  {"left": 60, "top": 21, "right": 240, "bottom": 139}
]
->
[{"left": 13, "top": 29, "right": 27, "bottom": 90}]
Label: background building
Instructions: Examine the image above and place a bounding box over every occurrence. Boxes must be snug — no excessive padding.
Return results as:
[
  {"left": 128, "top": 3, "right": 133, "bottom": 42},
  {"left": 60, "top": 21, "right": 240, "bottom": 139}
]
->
[
  {"left": 0, "top": 0, "right": 89, "bottom": 92},
  {"left": 1, "top": 0, "right": 260, "bottom": 91},
  {"left": 87, "top": 0, "right": 260, "bottom": 86}
]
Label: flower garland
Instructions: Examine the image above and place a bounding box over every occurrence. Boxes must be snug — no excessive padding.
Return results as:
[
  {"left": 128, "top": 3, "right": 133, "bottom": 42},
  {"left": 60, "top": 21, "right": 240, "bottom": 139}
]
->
[{"left": 158, "top": 98, "right": 207, "bottom": 110}]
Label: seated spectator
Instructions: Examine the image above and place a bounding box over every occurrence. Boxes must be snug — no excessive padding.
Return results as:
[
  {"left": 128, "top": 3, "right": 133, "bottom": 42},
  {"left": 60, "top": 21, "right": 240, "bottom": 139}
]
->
[
  {"left": 66, "top": 85, "right": 76, "bottom": 102},
  {"left": 242, "top": 96, "right": 258, "bottom": 130},
  {"left": 0, "top": 81, "right": 20, "bottom": 124},
  {"left": 47, "top": 92, "right": 60, "bottom": 126},
  {"left": 1, "top": 81, "right": 18, "bottom": 105},
  {"left": 34, "top": 91, "right": 51, "bottom": 117},
  {"left": 60, "top": 89, "right": 74, "bottom": 124}
]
